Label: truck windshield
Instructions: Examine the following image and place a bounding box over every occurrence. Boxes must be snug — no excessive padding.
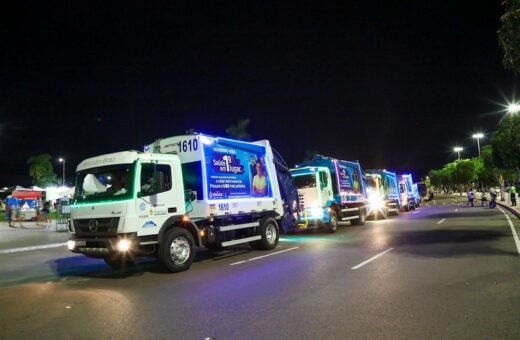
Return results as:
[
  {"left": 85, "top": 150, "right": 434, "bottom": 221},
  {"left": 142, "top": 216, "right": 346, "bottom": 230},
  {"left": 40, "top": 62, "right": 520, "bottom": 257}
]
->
[
  {"left": 293, "top": 174, "right": 316, "bottom": 189},
  {"left": 367, "top": 178, "right": 377, "bottom": 191},
  {"left": 73, "top": 163, "right": 135, "bottom": 203}
]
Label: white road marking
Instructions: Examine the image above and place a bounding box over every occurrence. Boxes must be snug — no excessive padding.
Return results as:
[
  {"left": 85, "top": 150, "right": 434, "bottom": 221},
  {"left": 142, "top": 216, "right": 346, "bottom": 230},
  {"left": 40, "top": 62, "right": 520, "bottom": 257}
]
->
[
  {"left": 351, "top": 247, "right": 394, "bottom": 270},
  {"left": 498, "top": 207, "right": 520, "bottom": 256},
  {"left": 437, "top": 218, "right": 446, "bottom": 224},
  {"left": 230, "top": 246, "right": 299, "bottom": 266},
  {"left": 0, "top": 242, "right": 68, "bottom": 255}
]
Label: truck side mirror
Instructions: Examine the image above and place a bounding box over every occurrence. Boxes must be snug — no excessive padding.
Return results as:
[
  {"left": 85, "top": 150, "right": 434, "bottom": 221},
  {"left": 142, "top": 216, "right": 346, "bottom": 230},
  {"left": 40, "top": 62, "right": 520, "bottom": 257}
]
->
[{"left": 185, "top": 190, "right": 197, "bottom": 202}]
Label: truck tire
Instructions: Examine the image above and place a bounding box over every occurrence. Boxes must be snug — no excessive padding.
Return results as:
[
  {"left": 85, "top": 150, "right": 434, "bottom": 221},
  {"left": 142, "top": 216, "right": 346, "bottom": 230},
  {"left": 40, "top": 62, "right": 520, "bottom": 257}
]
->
[
  {"left": 104, "top": 257, "right": 135, "bottom": 270},
  {"left": 327, "top": 210, "right": 338, "bottom": 233},
  {"left": 351, "top": 209, "right": 366, "bottom": 226},
  {"left": 254, "top": 217, "right": 279, "bottom": 250},
  {"left": 158, "top": 227, "right": 195, "bottom": 273}
]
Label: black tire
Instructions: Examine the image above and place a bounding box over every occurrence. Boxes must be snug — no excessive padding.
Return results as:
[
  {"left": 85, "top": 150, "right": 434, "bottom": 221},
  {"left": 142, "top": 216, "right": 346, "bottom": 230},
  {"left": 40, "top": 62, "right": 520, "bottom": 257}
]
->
[
  {"left": 254, "top": 217, "right": 279, "bottom": 250},
  {"left": 351, "top": 209, "right": 366, "bottom": 225},
  {"left": 104, "top": 257, "right": 135, "bottom": 270},
  {"left": 327, "top": 210, "right": 338, "bottom": 233},
  {"left": 158, "top": 227, "right": 195, "bottom": 273}
]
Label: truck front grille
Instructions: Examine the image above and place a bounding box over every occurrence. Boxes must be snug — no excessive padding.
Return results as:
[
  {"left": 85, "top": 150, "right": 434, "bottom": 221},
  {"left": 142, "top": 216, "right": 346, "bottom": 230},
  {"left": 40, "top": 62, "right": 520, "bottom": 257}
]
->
[
  {"left": 73, "top": 218, "right": 120, "bottom": 236},
  {"left": 298, "top": 193, "right": 305, "bottom": 209}
]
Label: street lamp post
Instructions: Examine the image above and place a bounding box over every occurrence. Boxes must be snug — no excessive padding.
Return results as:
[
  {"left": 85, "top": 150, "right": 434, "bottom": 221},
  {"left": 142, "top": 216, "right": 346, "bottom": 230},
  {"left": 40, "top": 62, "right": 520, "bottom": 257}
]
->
[
  {"left": 453, "top": 146, "right": 463, "bottom": 160},
  {"left": 472, "top": 133, "right": 484, "bottom": 157},
  {"left": 59, "top": 158, "right": 65, "bottom": 186}
]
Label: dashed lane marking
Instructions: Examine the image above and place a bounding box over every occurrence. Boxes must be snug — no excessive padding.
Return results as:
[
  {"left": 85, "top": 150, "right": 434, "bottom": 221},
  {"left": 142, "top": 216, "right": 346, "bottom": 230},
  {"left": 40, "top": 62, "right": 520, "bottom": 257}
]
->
[
  {"left": 230, "top": 246, "right": 299, "bottom": 266},
  {"left": 351, "top": 247, "right": 394, "bottom": 270}
]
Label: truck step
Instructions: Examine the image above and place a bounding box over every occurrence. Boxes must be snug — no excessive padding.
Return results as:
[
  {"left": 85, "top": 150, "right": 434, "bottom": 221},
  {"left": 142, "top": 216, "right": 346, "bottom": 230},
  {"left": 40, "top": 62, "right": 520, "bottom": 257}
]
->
[{"left": 221, "top": 235, "right": 261, "bottom": 247}]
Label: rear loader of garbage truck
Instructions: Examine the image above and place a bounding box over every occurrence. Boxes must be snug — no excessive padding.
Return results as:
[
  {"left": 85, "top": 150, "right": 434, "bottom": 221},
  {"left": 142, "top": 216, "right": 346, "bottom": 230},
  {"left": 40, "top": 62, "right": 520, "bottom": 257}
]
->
[
  {"left": 67, "top": 133, "right": 299, "bottom": 273},
  {"left": 289, "top": 155, "right": 368, "bottom": 233}
]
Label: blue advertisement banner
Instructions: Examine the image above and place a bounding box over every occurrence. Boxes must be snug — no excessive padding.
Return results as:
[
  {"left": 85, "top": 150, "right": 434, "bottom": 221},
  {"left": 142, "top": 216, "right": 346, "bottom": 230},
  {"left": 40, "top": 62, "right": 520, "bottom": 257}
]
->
[
  {"left": 335, "top": 161, "right": 362, "bottom": 202},
  {"left": 204, "top": 139, "right": 271, "bottom": 199}
]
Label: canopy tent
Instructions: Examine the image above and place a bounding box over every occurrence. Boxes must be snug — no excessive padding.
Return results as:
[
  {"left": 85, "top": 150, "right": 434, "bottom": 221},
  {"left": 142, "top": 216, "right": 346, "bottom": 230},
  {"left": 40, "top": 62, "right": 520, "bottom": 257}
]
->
[{"left": 11, "top": 186, "right": 44, "bottom": 200}]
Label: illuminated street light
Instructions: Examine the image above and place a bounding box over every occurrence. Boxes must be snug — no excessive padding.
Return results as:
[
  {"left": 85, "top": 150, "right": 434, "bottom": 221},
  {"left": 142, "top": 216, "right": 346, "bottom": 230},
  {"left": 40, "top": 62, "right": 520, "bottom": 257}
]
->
[
  {"left": 472, "top": 133, "right": 484, "bottom": 157},
  {"left": 59, "top": 158, "right": 65, "bottom": 185},
  {"left": 453, "top": 146, "right": 463, "bottom": 160},
  {"left": 507, "top": 103, "right": 520, "bottom": 114}
]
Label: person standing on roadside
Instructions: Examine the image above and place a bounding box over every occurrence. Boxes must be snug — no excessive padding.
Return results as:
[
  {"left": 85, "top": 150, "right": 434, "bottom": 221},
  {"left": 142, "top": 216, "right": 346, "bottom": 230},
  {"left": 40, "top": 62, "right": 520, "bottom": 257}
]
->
[
  {"left": 510, "top": 185, "right": 517, "bottom": 206},
  {"left": 8, "top": 203, "right": 23, "bottom": 228},
  {"left": 468, "top": 189, "right": 474, "bottom": 207},
  {"left": 7, "top": 204, "right": 13, "bottom": 227}
]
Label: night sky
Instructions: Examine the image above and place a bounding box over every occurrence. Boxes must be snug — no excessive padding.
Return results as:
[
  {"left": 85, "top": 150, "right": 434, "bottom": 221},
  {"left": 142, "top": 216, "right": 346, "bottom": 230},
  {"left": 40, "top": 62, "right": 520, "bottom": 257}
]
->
[{"left": 1, "top": 1, "right": 518, "bottom": 187}]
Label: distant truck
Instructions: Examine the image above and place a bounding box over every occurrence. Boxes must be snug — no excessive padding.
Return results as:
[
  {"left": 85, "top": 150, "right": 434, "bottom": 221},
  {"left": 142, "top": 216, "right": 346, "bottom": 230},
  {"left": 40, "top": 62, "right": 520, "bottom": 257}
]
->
[
  {"left": 288, "top": 155, "right": 368, "bottom": 233},
  {"left": 364, "top": 169, "right": 401, "bottom": 218},
  {"left": 416, "top": 182, "right": 432, "bottom": 201},
  {"left": 67, "top": 133, "right": 300, "bottom": 272},
  {"left": 398, "top": 173, "right": 417, "bottom": 211}
]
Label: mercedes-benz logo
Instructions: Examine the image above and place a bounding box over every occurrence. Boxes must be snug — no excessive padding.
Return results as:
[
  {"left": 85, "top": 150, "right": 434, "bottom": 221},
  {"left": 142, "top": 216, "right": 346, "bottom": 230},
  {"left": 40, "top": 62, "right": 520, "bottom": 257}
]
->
[{"left": 88, "top": 220, "right": 99, "bottom": 232}]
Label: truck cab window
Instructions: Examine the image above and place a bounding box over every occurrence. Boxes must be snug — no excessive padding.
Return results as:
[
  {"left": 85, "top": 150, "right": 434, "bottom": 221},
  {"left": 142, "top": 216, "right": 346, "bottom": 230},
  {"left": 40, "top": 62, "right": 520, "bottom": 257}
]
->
[{"left": 141, "top": 164, "right": 172, "bottom": 196}]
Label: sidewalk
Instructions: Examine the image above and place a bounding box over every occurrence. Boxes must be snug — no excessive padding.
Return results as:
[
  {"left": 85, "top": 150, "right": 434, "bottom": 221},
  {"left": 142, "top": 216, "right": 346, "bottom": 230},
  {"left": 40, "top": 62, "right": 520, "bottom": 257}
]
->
[{"left": 0, "top": 219, "right": 68, "bottom": 232}]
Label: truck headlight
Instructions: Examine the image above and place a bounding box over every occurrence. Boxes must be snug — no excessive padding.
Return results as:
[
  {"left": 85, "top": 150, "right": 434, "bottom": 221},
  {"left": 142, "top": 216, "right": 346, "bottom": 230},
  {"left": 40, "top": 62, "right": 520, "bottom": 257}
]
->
[
  {"left": 309, "top": 206, "right": 323, "bottom": 218},
  {"left": 117, "top": 239, "right": 131, "bottom": 252},
  {"left": 67, "top": 240, "right": 76, "bottom": 250},
  {"left": 369, "top": 195, "right": 384, "bottom": 210}
]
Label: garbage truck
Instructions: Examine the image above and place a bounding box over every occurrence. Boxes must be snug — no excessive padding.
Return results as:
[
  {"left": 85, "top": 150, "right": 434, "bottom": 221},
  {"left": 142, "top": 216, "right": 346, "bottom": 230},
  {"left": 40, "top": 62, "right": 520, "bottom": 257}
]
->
[
  {"left": 398, "top": 173, "right": 417, "bottom": 211},
  {"left": 363, "top": 169, "right": 401, "bottom": 219},
  {"left": 67, "top": 133, "right": 300, "bottom": 272},
  {"left": 288, "top": 155, "right": 368, "bottom": 233}
]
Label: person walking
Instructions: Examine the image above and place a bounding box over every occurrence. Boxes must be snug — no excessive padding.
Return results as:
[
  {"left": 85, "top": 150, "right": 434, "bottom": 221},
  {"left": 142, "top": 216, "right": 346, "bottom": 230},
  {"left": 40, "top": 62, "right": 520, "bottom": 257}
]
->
[{"left": 510, "top": 185, "right": 517, "bottom": 206}]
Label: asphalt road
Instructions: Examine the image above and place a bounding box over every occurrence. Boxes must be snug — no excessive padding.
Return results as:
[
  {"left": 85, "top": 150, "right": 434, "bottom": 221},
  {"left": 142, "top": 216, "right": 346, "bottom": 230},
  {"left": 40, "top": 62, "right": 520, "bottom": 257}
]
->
[{"left": 1, "top": 195, "right": 519, "bottom": 339}]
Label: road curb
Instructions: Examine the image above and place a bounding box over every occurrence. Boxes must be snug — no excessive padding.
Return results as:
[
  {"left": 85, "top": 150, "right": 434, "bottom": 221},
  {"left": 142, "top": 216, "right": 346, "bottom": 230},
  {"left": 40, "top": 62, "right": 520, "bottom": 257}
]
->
[{"left": 497, "top": 202, "right": 520, "bottom": 218}]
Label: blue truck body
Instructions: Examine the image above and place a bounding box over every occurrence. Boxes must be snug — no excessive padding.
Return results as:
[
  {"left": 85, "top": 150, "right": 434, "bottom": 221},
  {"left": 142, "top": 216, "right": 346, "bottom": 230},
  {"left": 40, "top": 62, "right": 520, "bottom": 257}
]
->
[
  {"left": 288, "top": 155, "right": 368, "bottom": 233},
  {"left": 364, "top": 169, "right": 401, "bottom": 218},
  {"left": 398, "top": 173, "right": 417, "bottom": 211}
]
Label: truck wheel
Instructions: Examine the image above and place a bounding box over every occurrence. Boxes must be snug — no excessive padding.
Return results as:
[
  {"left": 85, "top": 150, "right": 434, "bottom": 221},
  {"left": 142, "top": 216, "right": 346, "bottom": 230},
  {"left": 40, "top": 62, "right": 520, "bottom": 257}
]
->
[
  {"left": 159, "top": 227, "right": 195, "bottom": 273},
  {"left": 104, "top": 257, "right": 135, "bottom": 270},
  {"left": 254, "top": 217, "right": 279, "bottom": 250},
  {"left": 327, "top": 210, "right": 338, "bottom": 233},
  {"left": 351, "top": 209, "right": 366, "bottom": 225}
]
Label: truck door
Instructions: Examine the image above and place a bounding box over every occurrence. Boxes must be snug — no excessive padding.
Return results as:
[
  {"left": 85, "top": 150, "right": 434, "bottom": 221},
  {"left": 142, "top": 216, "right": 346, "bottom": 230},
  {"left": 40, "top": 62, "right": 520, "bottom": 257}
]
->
[
  {"left": 137, "top": 161, "right": 182, "bottom": 232},
  {"left": 319, "top": 170, "right": 333, "bottom": 205}
]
